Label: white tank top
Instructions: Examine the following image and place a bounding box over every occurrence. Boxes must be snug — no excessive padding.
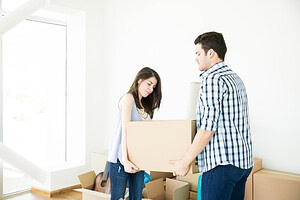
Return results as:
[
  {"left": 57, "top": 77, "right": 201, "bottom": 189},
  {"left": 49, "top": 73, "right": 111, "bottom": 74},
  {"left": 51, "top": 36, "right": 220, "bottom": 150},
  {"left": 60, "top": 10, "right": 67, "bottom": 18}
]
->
[{"left": 107, "top": 100, "right": 148, "bottom": 164}]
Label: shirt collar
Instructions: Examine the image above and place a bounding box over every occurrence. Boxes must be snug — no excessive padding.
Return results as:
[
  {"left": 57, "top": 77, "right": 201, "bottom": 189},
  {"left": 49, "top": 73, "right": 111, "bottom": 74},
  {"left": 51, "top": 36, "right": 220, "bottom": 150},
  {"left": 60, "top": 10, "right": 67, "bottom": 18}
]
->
[{"left": 199, "top": 61, "right": 226, "bottom": 79}]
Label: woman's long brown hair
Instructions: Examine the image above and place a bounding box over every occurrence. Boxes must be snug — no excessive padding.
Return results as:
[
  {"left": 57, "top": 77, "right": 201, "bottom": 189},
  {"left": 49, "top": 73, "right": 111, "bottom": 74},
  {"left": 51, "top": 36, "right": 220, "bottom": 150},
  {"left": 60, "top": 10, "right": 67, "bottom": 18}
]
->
[{"left": 128, "top": 67, "right": 162, "bottom": 119}]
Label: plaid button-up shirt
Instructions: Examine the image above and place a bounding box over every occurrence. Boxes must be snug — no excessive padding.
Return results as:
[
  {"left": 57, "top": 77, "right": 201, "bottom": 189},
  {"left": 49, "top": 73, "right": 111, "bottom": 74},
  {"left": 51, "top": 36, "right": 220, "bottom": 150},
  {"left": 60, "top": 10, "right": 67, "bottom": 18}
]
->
[{"left": 196, "top": 62, "right": 253, "bottom": 172}]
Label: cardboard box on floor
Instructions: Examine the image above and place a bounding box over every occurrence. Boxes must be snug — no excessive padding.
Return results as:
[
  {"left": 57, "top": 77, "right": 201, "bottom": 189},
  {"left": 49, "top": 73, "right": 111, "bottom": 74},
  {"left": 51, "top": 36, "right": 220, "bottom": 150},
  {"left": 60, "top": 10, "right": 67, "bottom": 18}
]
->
[
  {"left": 176, "top": 172, "right": 201, "bottom": 192},
  {"left": 77, "top": 172, "right": 189, "bottom": 200},
  {"left": 253, "top": 169, "right": 300, "bottom": 200},
  {"left": 127, "top": 120, "right": 198, "bottom": 174},
  {"left": 77, "top": 171, "right": 152, "bottom": 200},
  {"left": 76, "top": 171, "right": 110, "bottom": 200},
  {"left": 244, "top": 157, "right": 262, "bottom": 200},
  {"left": 143, "top": 178, "right": 190, "bottom": 200}
]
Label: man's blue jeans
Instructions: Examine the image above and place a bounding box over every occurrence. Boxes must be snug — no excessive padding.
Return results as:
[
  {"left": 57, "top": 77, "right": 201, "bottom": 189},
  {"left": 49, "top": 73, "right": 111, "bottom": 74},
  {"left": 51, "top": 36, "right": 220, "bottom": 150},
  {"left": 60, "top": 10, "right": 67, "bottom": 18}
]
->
[
  {"left": 201, "top": 164, "right": 252, "bottom": 200},
  {"left": 109, "top": 160, "right": 144, "bottom": 200}
]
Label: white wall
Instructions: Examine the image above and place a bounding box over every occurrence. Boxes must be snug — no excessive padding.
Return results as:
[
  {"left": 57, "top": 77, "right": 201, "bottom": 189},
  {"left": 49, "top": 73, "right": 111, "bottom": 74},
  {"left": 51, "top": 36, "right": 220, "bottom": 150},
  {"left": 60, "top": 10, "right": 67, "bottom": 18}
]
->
[{"left": 42, "top": 0, "right": 300, "bottom": 190}]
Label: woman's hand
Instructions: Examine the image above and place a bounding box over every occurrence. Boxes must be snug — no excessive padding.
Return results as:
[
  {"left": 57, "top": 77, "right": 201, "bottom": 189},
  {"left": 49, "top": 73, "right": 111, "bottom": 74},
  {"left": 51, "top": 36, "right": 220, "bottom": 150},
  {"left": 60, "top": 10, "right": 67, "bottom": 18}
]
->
[{"left": 124, "top": 160, "right": 139, "bottom": 173}]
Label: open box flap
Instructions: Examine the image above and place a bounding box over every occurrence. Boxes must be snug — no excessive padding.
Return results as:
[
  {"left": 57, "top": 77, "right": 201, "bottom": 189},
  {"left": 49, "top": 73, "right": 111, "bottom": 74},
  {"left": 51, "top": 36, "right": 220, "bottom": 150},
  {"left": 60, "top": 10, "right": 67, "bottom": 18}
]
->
[{"left": 78, "top": 171, "right": 96, "bottom": 189}]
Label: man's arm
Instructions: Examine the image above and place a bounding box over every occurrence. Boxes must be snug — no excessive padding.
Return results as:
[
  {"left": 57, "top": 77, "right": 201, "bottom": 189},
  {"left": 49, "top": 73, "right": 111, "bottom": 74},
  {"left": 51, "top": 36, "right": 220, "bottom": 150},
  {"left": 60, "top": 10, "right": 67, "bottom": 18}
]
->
[{"left": 171, "top": 129, "right": 215, "bottom": 176}]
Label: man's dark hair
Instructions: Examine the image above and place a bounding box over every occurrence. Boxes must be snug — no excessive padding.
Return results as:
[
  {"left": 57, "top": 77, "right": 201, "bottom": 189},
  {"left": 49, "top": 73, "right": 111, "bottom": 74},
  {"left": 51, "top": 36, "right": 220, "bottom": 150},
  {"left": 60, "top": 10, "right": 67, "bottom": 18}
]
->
[{"left": 194, "top": 31, "right": 227, "bottom": 60}]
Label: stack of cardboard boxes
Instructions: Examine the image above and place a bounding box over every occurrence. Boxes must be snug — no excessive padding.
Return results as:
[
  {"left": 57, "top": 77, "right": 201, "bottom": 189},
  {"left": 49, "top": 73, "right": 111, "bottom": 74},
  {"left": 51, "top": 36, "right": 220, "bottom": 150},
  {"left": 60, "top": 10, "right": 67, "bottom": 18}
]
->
[
  {"left": 77, "top": 120, "right": 197, "bottom": 200},
  {"left": 76, "top": 120, "right": 300, "bottom": 200},
  {"left": 143, "top": 177, "right": 189, "bottom": 200},
  {"left": 127, "top": 120, "right": 198, "bottom": 200}
]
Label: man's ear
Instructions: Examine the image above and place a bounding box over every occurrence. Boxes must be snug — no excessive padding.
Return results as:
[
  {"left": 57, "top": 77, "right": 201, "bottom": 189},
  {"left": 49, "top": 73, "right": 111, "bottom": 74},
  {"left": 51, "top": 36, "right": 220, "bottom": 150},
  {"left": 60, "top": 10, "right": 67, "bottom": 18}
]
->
[
  {"left": 208, "top": 49, "right": 214, "bottom": 57},
  {"left": 209, "top": 49, "right": 218, "bottom": 59}
]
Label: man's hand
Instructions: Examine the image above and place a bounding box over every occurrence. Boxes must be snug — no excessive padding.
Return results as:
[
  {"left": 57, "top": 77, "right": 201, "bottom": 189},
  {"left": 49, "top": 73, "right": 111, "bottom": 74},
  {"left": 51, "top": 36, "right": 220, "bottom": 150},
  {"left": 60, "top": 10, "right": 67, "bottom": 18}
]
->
[{"left": 169, "top": 159, "right": 190, "bottom": 176}]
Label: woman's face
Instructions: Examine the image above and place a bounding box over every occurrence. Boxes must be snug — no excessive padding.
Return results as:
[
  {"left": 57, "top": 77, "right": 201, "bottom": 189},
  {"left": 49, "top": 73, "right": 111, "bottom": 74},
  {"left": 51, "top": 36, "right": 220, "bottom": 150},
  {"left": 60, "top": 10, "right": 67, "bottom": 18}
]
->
[{"left": 138, "top": 76, "right": 157, "bottom": 99}]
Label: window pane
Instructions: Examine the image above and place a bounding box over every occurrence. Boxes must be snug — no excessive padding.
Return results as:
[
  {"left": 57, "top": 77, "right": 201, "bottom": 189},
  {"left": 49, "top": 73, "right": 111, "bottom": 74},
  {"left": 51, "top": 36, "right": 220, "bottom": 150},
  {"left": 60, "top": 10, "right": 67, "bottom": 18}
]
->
[{"left": 3, "top": 19, "right": 66, "bottom": 194}]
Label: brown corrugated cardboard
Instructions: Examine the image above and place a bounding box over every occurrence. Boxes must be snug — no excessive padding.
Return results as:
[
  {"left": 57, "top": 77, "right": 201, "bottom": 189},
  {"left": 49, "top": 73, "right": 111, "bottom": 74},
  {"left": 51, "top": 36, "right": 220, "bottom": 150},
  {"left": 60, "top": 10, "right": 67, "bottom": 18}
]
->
[
  {"left": 77, "top": 171, "right": 110, "bottom": 200},
  {"left": 143, "top": 178, "right": 165, "bottom": 200},
  {"left": 176, "top": 172, "right": 201, "bottom": 192},
  {"left": 78, "top": 171, "right": 97, "bottom": 190},
  {"left": 189, "top": 191, "right": 197, "bottom": 200},
  {"left": 143, "top": 178, "right": 189, "bottom": 200},
  {"left": 253, "top": 169, "right": 300, "bottom": 200},
  {"left": 244, "top": 157, "right": 262, "bottom": 200},
  {"left": 150, "top": 171, "right": 174, "bottom": 180},
  {"left": 127, "top": 120, "right": 197, "bottom": 173},
  {"left": 165, "top": 178, "right": 190, "bottom": 200}
]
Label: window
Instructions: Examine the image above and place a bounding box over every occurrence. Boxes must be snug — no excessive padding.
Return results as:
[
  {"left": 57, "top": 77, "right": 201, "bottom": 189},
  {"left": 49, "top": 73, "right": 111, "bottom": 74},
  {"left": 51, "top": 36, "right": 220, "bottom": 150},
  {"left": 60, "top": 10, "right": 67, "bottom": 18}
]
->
[
  {"left": 1, "top": 1, "right": 86, "bottom": 197},
  {"left": 2, "top": 17, "right": 67, "bottom": 196},
  {"left": 4, "top": 18, "right": 67, "bottom": 168}
]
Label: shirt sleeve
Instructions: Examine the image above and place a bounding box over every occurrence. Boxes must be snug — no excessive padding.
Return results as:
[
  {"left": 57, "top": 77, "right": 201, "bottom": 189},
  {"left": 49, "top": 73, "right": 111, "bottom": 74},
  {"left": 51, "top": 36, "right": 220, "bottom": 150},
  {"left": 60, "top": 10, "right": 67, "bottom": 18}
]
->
[{"left": 199, "top": 75, "right": 225, "bottom": 131}]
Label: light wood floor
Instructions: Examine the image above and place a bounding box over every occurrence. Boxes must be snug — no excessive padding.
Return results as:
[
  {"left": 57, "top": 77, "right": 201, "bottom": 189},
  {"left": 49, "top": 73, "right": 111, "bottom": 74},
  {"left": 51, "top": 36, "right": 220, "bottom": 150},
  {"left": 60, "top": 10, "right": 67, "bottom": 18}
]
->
[{"left": 3, "top": 191, "right": 82, "bottom": 200}]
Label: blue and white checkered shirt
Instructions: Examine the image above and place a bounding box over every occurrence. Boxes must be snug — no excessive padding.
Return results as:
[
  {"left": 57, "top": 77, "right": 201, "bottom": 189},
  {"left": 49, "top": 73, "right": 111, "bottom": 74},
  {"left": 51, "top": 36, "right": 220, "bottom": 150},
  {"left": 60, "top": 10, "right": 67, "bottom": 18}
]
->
[{"left": 196, "top": 62, "right": 253, "bottom": 172}]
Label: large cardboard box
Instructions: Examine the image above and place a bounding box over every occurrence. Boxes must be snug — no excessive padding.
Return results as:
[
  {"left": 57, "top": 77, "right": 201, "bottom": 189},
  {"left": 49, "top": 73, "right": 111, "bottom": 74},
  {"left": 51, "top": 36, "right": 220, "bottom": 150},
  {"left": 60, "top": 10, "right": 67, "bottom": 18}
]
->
[
  {"left": 253, "top": 169, "right": 300, "bottom": 200},
  {"left": 127, "top": 120, "right": 197, "bottom": 173},
  {"left": 77, "top": 171, "right": 110, "bottom": 200},
  {"left": 244, "top": 157, "right": 262, "bottom": 200},
  {"left": 143, "top": 178, "right": 190, "bottom": 200}
]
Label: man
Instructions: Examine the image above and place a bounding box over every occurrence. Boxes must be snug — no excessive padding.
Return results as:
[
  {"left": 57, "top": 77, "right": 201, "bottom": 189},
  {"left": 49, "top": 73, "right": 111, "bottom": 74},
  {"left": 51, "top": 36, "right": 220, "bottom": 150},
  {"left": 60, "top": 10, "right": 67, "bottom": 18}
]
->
[{"left": 171, "top": 32, "right": 253, "bottom": 200}]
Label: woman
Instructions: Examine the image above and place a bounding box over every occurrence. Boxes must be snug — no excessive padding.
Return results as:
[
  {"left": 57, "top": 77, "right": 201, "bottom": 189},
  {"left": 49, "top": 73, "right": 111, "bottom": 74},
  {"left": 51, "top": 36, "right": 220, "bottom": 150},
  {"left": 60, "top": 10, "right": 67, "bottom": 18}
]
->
[{"left": 107, "top": 67, "right": 162, "bottom": 200}]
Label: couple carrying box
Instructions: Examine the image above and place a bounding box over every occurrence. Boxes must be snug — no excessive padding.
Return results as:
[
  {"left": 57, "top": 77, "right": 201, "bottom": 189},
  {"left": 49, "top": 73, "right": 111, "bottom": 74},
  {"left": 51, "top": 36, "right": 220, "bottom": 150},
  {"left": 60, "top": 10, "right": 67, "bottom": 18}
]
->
[{"left": 107, "top": 31, "right": 253, "bottom": 200}]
